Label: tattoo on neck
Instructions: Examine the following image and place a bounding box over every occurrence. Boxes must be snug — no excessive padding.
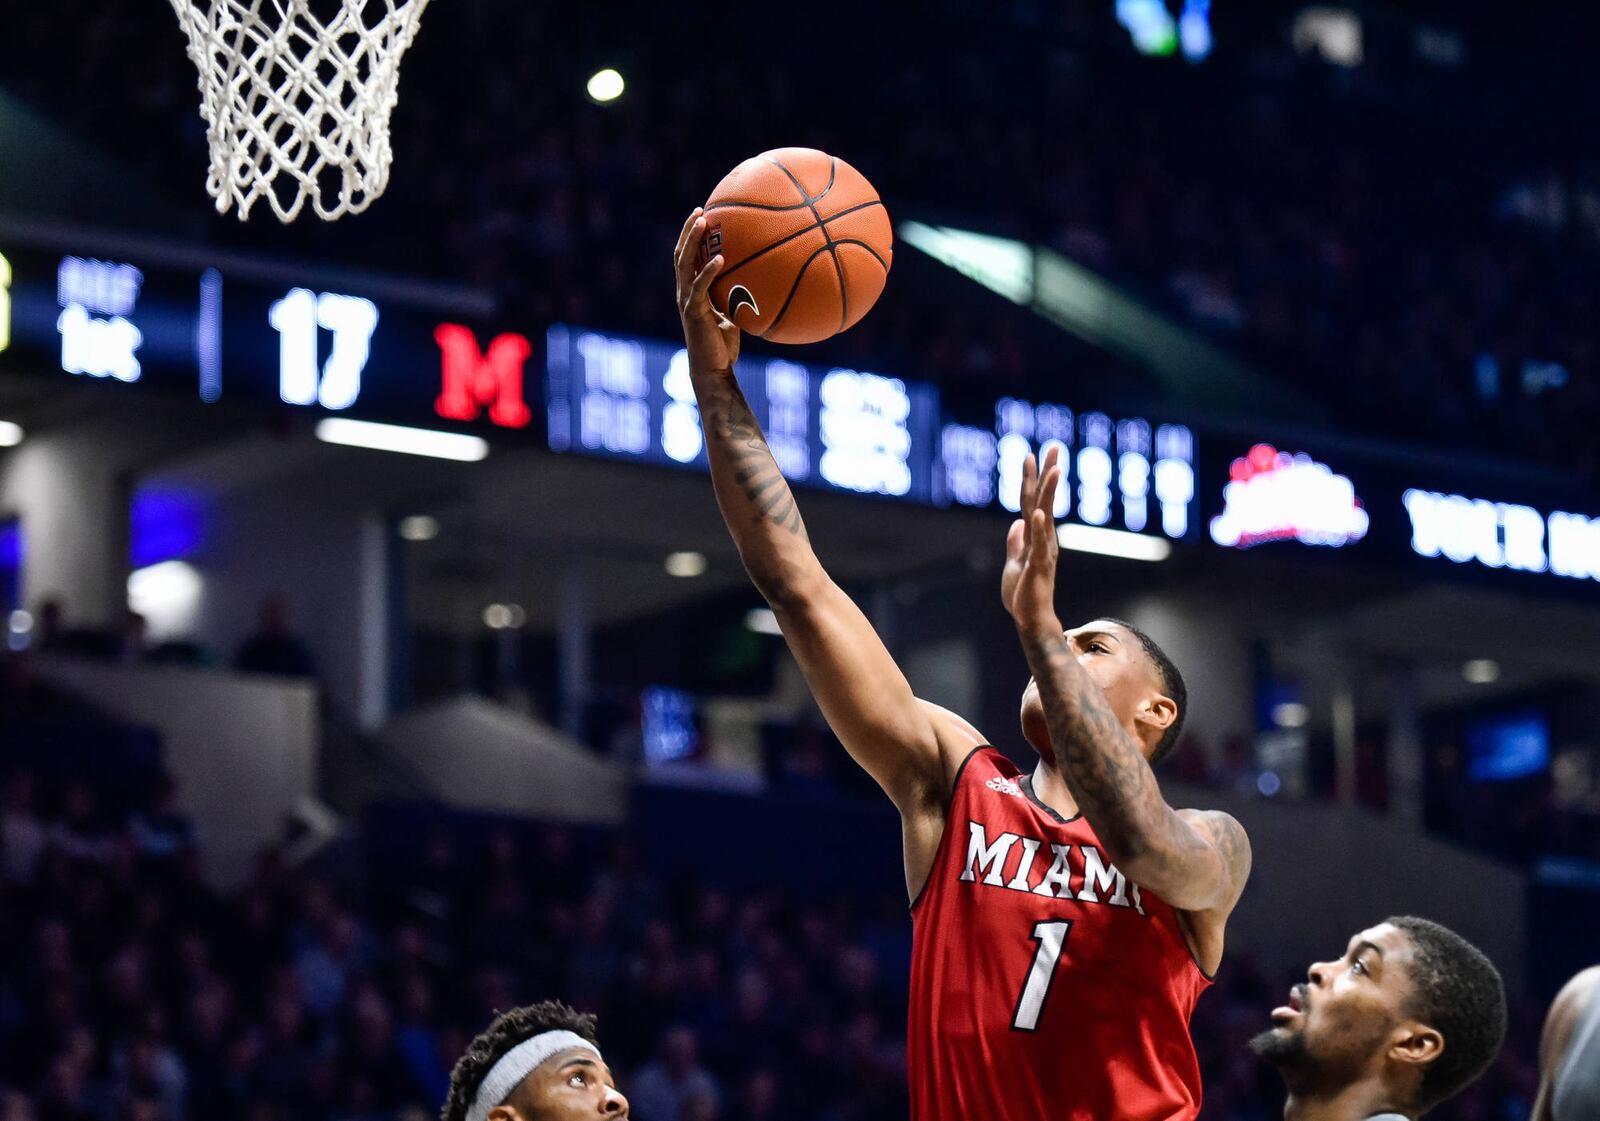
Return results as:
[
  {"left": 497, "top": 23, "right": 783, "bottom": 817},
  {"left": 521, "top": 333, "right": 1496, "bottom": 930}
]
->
[{"left": 704, "top": 368, "right": 806, "bottom": 537}]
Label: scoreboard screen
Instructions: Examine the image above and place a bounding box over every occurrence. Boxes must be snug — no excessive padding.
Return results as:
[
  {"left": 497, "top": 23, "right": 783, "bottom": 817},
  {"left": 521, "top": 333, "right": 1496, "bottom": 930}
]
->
[{"left": 545, "top": 325, "right": 1198, "bottom": 539}]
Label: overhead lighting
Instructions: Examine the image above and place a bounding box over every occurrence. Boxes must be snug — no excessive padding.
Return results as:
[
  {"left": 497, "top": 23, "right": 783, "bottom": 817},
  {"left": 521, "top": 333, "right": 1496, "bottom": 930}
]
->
[
  {"left": 0, "top": 421, "right": 22, "bottom": 447},
  {"left": 664, "top": 551, "right": 707, "bottom": 578},
  {"left": 898, "top": 221, "right": 1033, "bottom": 306},
  {"left": 127, "top": 560, "right": 203, "bottom": 639},
  {"left": 1056, "top": 523, "right": 1172, "bottom": 562},
  {"left": 6, "top": 609, "right": 30, "bottom": 652},
  {"left": 483, "top": 603, "right": 527, "bottom": 630},
  {"left": 1291, "top": 6, "right": 1363, "bottom": 67},
  {"left": 398, "top": 515, "right": 439, "bottom": 542},
  {"left": 1272, "top": 702, "right": 1310, "bottom": 729},
  {"left": 744, "top": 607, "right": 782, "bottom": 636},
  {"left": 316, "top": 418, "right": 488, "bottom": 462},
  {"left": 587, "top": 68, "right": 625, "bottom": 103},
  {"left": 1463, "top": 659, "right": 1501, "bottom": 685}
]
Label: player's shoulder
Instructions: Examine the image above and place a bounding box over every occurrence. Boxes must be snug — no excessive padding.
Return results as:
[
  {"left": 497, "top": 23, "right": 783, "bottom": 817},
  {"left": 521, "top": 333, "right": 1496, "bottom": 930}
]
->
[
  {"left": 1553, "top": 966, "right": 1600, "bottom": 1018},
  {"left": 1176, "top": 808, "right": 1253, "bottom": 879}
]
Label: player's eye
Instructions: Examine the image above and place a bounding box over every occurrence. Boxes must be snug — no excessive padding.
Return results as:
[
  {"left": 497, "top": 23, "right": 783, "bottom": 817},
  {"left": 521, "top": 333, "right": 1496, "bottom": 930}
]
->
[
  {"left": 569, "top": 1072, "right": 587, "bottom": 1088},
  {"left": 1088, "top": 642, "right": 1107, "bottom": 654},
  {"left": 1351, "top": 959, "right": 1366, "bottom": 976}
]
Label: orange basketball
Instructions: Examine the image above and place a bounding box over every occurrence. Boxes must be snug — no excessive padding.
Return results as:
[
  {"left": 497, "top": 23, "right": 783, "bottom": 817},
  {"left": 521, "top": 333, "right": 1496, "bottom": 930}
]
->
[{"left": 699, "top": 148, "right": 892, "bottom": 346}]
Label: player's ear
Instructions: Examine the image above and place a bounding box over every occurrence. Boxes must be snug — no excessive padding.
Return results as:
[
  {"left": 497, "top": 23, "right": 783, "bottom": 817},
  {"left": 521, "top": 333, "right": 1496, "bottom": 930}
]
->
[
  {"left": 488, "top": 1104, "right": 524, "bottom": 1121},
  {"left": 1387, "top": 1021, "right": 1444, "bottom": 1069},
  {"left": 1136, "top": 694, "right": 1177, "bottom": 738}
]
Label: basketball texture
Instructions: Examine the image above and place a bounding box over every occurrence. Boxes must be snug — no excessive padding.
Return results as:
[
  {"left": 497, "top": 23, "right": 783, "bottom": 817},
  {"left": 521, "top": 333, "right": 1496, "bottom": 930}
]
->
[{"left": 699, "top": 148, "right": 892, "bottom": 345}]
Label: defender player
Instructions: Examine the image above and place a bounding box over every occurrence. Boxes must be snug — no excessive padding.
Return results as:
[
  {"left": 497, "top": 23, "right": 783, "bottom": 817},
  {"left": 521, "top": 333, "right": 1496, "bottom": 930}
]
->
[
  {"left": 442, "top": 1001, "right": 629, "bottom": 1121},
  {"left": 1249, "top": 917, "right": 1506, "bottom": 1120},
  {"left": 675, "top": 209, "right": 1251, "bottom": 1121},
  {"left": 1533, "top": 964, "right": 1600, "bottom": 1121}
]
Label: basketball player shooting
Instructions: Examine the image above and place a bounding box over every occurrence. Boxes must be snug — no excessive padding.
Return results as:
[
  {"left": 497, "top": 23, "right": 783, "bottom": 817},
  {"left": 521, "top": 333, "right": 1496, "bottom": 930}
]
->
[{"left": 676, "top": 208, "right": 1251, "bottom": 1120}]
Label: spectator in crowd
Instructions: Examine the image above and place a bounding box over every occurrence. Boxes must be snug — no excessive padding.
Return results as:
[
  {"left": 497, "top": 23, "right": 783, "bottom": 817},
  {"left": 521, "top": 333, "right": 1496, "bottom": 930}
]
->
[
  {"left": 234, "top": 597, "right": 316, "bottom": 679},
  {"left": 0, "top": 659, "right": 1552, "bottom": 1121},
  {"left": 628, "top": 1027, "right": 719, "bottom": 1121}
]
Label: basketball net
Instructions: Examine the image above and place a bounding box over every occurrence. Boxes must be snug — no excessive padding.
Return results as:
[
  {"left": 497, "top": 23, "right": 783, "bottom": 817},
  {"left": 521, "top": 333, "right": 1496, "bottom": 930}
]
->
[{"left": 167, "top": 0, "right": 433, "bottom": 223}]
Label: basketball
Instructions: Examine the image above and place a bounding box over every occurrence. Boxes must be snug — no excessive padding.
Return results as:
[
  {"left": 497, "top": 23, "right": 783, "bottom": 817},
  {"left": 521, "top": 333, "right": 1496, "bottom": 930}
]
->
[{"left": 699, "top": 147, "right": 892, "bottom": 345}]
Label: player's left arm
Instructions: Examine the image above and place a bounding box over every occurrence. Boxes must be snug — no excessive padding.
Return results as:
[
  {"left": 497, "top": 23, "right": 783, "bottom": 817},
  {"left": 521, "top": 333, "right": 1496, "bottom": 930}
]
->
[{"left": 1003, "top": 449, "right": 1251, "bottom": 912}]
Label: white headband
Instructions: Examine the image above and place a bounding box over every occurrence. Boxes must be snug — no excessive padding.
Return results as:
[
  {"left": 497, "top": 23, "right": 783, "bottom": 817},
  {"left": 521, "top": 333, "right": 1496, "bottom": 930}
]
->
[{"left": 467, "top": 1030, "right": 602, "bottom": 1121}]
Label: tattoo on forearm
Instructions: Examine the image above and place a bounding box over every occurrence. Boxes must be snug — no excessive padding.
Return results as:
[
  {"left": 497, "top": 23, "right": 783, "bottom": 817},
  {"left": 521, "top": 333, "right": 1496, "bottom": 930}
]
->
[
  {"left": 1021, "top": 633, "right": 1168, "bottom": 852},
  {"left": 1019, "top": 631, "right": 1244, "bottom": 901},
  {"left": 703, "top": 369, "right": 806, "bottom": 537}
]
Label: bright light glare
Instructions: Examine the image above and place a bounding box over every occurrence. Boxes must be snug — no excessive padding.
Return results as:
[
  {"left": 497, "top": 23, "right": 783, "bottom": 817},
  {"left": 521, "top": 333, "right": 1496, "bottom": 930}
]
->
[
  {"left": 1272, "top": 702, "right": 1310, "bottom": 729},
  {"left": 483, "top": 603, "right": 526, "bottom": 630},
  {"left": 8, "top": 610, "right": 31, "bottom": 634},
  {"left": 399, "top": 515, "right": 439, "bottom": 542},
  {"left": 664, "top": 551, "right": 707, "bottom": 578},
  {"left": 587, "top": 68, "right": 625, "bottom": 103},
  {"left": 316, "top": 418, "right": 488, "bottom": 462},
  {"left": 0, "top": 421, "right": 21, "bottom": 447},
  {"left": 1463, "top": 659, "right": 1501, "bottom": 684},
  {"left": 898, "top": 221, "right": 1033, "bottom": 306},
  {"left": 127, "top": 561, "right": 203, "bottom": 639},
  {"left": 745, "top": 607, "right": 782, "bottom": 636},
  {"left": 1056, "top": 523, "right": 1171, "bottom": 562}
]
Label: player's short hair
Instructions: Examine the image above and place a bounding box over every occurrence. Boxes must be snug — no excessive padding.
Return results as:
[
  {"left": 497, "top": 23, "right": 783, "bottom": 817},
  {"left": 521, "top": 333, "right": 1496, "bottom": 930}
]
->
[
  {"left": 441, "top": 1001, "right": 600, "bottom": 1121},
  {"left": 1386, "top": 916, "right": 1506, "bottom": 1113},
  {"left": 1102, "top": 618, "right": 1187, "bottom": 764}
]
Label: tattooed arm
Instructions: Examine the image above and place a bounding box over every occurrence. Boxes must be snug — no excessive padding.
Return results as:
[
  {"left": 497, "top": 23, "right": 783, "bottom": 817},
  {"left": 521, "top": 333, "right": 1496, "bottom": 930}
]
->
[
  {"left": 1018, "top": 628, "right": 1248, "bottom": 911},
  {"left": 672, "top": 210, "right": 978, "bottom": 821},
  {"left": 1003, "top": 450, "right": 1250, "bottom": 913}
]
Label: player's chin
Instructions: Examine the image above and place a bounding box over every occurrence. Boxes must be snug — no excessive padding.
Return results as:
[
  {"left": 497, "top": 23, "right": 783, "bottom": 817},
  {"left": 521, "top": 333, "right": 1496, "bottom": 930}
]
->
[
  {"left": 1020, "top": 701, "right": 1052, "bottom": 758},
  {"left": 1247, "top": 1023, "right": 1303, "bottom": 1062}
]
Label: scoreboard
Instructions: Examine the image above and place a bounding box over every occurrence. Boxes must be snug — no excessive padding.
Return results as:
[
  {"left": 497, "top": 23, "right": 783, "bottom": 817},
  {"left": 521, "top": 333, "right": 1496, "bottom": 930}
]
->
[
  {"left": 0, "top": 240, "right": 1198, "bottom": 548},
  {"left": 544, "top": 325, "right": 1199, "bottom": 539},
  {"left": 5, "top": 235, "right": 1600, "bottom": 585}
]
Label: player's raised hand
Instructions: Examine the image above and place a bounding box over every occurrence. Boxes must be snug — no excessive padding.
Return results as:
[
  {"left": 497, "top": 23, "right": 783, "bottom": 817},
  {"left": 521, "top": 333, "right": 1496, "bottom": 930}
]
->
[
  {"left": 675, "top": 207, "right": 741, "bottom": 372},
  {"left": 1001, "top": 446, "right": 1063, "bottom": 635}
]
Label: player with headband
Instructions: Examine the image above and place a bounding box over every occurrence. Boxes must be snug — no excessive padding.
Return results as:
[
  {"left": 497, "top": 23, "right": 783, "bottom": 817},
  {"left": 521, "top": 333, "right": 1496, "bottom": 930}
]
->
[{"left": 442, "top": 1001, "right": 628, "bottom": 1121}]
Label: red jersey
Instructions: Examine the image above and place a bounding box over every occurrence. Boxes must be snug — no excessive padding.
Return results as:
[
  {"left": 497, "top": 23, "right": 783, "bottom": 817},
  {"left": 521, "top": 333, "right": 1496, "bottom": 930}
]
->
[{"left": 908, "top": 747, "right": 1211, "bottom": 1121}]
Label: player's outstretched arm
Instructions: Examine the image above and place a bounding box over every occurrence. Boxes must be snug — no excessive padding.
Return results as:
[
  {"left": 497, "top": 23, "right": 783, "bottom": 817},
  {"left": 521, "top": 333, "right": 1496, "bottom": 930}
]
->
[
  {"left": 1002, "top": 448, "right": 1249, "bottom": 912},
  {"left": 672, "top": 209, "right": 971, "bottom": 814}
]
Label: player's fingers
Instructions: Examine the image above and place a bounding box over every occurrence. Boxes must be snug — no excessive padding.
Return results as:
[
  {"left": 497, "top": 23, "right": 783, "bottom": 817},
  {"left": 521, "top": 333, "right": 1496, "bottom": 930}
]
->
[
  {"left": 1041, "top": 471, "right": 1062, "bottom": 561},
  {"left": 1039, "top": 465, "right": 1062, "bottom": 525},
  {"left": 1042, "top": 443, "right": 1060, "bottom": 478},
  {"left": 676, "top": 214, "right": 709, "bottom": 297},
  {"left": 1030, "top": 508, "right": 1052, "bottom": 557},
  {"left": 688, "top": 254, "right": 724, "bottom": 309},
  {"left": 673, "top": 207, "right": 703, "bottom": 270},
  {"left": 1006, "top": 518, "right": 1026, "bottom": 559},
  {"left": 1020, "top": 453, "right": 1039, "bottom": 516}
]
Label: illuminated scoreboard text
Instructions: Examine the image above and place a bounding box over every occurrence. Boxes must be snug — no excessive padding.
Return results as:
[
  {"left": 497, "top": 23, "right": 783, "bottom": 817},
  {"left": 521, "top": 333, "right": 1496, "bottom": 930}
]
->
[{"left": 546, "top": 326, "right": 1197, "bottom": 535}]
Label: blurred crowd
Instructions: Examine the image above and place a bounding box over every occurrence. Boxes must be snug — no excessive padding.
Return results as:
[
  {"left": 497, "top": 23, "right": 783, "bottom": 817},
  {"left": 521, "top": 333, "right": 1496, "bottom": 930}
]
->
[
  {"left": 4, "top": 4, "right": 1600, "bottom": 473},
  {"left": 0, "top": 657, "right": 1548, "bottom": 1121}
]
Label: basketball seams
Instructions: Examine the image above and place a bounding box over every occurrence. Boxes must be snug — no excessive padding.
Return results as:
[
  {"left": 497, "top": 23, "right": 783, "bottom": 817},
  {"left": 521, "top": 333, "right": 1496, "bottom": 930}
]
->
[
  {"left": 703, "top": 198, "right": 812, "bottom": 214},
  {"left": 759, "top": 244, "right": 835, "bottom": 339},
  {"left": 764, "top": 155, "right": 850, "bottom": 335},
  {"left": 717, "top": 200, "right": 884, "bottom": 282},
  {"left": 829, "top": 237, "right": 891, "bottom": 272}
]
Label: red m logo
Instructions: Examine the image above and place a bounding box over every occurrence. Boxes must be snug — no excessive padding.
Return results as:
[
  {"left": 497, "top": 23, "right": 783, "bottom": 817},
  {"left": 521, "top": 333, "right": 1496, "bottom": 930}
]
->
[{"left": 434, "top": 324, "right": 532, "bottom": 429}]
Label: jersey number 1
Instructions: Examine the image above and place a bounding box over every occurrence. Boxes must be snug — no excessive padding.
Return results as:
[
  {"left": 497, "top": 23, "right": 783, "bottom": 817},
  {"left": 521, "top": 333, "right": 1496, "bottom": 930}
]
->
[{"left": 1012, "top": 920, "right": 1073, "bottom": 1032}]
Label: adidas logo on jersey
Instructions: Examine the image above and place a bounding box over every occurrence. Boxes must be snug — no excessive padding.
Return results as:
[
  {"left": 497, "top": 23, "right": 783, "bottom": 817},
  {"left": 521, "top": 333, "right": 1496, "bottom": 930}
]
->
[{"left": 986, "top": 776, "right": 1023, "bottom": 797}]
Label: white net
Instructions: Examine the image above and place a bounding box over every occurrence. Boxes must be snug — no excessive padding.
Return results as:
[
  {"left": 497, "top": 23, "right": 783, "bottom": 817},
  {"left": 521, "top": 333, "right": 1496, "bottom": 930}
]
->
[{"left": 168, "top": 0, "right": 433, "bottom": 223}]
